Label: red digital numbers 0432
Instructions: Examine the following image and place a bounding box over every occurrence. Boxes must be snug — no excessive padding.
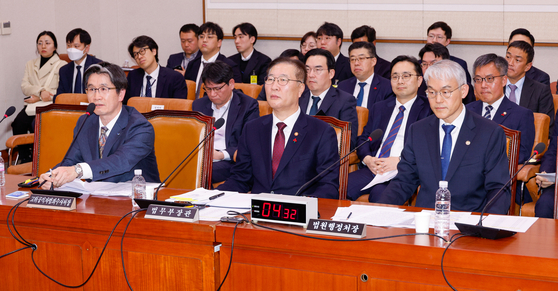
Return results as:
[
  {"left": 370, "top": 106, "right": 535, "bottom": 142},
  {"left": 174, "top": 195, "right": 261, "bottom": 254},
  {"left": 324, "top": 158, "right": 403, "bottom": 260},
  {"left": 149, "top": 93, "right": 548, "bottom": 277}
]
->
[{"left": 261, "top": 202, "right": 298, "bottom": 220}]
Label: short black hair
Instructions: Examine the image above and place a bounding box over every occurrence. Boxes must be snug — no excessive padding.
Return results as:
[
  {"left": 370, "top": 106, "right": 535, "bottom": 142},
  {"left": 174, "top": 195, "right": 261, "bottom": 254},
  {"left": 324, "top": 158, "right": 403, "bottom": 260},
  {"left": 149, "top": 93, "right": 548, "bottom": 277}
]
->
[
  {"left": 201, "top": 61, "right": 234, "bottom": 85},
  {"left": 305, "top": 48, "right": 336, "bottom": 71},
  {"left": 66, "top": 28, "right": 91, "bottom": 45},
  {"left": 418, "top": 43, "right": 450, "bottom": 60},
  {"left": 509, "top": 28, "right": 535, "bottom": 46},
  {"left": 84, "top": 62, "right": 128, "bottom": 93},
  {"left": 180, "top": 23, "right": 200, "bottom": 36},
  {"left": 268, "top": 57, "right": 307, "bottom": 84},
  {"left": 390, "top": 55, "right": 422, "bottom": 76},
  {"left": 128, "top": 35, "right": 159, "bottom": 63},
  {"left": 508, "top": 40, "right": 535, "bottom": 63},
  {"left": 280, "top": 49, "right": 304, "bottom": 62},
  {"left": 199, "top": 22, "right": 224, "bottom": 40},
  {"left": 316, "top": 22, "right": 344, "bottom": 48},
  {"left": 36, "top": 31, "right": 59, "bottom": 54},
  {"left": 232, "top": 22, "right": 258, "bottom": 45},
  {"left": 427, "top": 21, "right": 452, "bottom": 40},
  {"left": 351, "top": 25, "right": 376, "bottom": 42},
  {"left": 348, "top": 41, "right": 376, "bottom": 58},
  {"left": 301, "top": 31, "right": 317, "bottom": 46},
  {"left": 472, "top": 53, "right": 508, "bottom": 77}
]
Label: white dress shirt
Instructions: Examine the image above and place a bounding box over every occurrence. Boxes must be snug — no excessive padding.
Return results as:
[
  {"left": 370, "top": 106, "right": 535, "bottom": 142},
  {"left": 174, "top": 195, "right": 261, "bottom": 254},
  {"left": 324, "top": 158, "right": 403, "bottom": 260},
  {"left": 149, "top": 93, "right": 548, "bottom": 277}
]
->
[
  {"left": 141, "top": 64, "right": 160, "bottom": 97},
  {"left": 305, "top": 87, "right": 330, "bottom": 115},
  {"left": 375, "top": 96, "right": 417, "bottom": 158},
  {"left": 212, "top": 94, "right": 233, "bottom": 161},
  {"left": 352, "top": 73, "right": 375, "bottom": 108},
  {"left": 438, "top": 106, "right": 466, "bottom": 159},
  {"left": 271, "top": 107, "right": 301, "bottom": 154}
]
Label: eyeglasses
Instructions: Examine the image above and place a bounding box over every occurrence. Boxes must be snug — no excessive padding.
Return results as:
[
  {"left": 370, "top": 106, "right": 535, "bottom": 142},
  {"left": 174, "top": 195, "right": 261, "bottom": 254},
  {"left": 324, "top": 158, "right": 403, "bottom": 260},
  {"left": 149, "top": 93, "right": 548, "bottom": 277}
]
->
[
  {"left": 427, "top": 34, "right": 446, "bottom": 41},
  {"left": 349, "top": 56, "right": 374, "bottom": 63},
  {"left": 86, "top": 86, "right": 117, "bottom": 96},
  {"left": 198, "top": 34, "right": 217, "bottom": 40},
  {"left": 426, "top": 85, "right": 462, "bottom": 99},
  {"left": 264, "top": 76, "right": 303, "bottom": 86},
  {"left": 472, "top": 75, "right": 505, "bottom": 84},
  {"left": 420, "top": 61, "right": 437, "bottom": 68},
  {"left": 203, "top": 83, "right": 228, "bottom": 93},
  {"left": 306, "top": 66, "right": 326, "bottom": 75},
  {"left": 391, "top": 73, "right": 419, "bottom": 82},
  {"left": 301, "top": 43, "right": 317, "bottom": 50},
  {"left": 132, "top": 47, "right": 150, "bottom": 59}
]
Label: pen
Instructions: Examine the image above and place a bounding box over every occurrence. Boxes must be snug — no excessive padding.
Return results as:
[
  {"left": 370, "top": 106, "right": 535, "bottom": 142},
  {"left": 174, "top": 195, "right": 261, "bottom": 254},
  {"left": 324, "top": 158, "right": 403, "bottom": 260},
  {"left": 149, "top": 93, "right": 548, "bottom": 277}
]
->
[
  {"left": 38, "top": 169, "right": 53, "bottom": 188},
  {"left": 346, "top": 212, "right": 352, "bottom": 220},
  {"left": 209, "top": 192, "right": 225, "bottom": 200}
]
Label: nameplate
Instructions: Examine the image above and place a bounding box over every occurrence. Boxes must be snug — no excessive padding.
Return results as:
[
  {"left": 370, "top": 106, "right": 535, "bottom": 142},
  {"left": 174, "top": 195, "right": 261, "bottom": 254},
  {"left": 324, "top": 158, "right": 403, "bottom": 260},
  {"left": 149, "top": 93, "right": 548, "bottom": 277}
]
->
[
  {"left": 144, "top": 205, "right": 199, "bottom": 222},
  {"left": 306, "top": 219, "right": 366, "bottom": 238},
  {"left": 27, "top": 194, "right": 76, "bottom": 211},
  {"left": 151, "top": 105, "right": 165, "bottom": 111}
]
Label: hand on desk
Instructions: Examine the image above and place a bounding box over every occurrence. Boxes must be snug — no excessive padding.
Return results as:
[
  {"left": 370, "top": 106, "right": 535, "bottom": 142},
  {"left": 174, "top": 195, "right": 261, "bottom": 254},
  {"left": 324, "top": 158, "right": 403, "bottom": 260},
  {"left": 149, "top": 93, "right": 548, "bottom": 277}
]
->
[
  {"left": 536, "top": 172, "right": 554, "bottom": 188},
  {"left": 39, "top": 166, "right": 78, "bottom": 189}
]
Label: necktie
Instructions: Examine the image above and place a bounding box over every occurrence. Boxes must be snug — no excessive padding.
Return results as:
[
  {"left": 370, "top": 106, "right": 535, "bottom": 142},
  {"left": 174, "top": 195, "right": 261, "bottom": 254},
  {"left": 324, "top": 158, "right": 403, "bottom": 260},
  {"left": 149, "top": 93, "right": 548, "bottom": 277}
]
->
[
  {"left": 145, "top": 76, "right": 153, "bottom": 97},
  {"left": 272, "top": 122, "right": 287, "bottom": 179},
  {"left": 99, "top": 126, "right": 108, "bottom": 158},
  {"left": 74, "top": 65, "right": 82, "bottom": 93},
  {"left": 196, "top": 62, "right": 205, "bottom": 99},
  {"left": 309, "top": 96, "right": 320, "bottom": 115},
  {"left": 441, "top": 124, "right": 455, "bottom": 180},
  {"left": 356, "top": 82, "right": 366, "bottom": 107},
  {"left": 379, "top": 106, "right": 406, "bottom": 158},
  {"left": 483, "top": 105, "right": 493, "bottom": 119},
  {"left": 508, "top": 84, "right": 517, "bottom": 104}
]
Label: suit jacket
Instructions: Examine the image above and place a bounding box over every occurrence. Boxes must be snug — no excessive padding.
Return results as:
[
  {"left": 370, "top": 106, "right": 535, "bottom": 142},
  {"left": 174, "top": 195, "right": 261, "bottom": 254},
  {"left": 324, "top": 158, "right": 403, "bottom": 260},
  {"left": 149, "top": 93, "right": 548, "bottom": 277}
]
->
[
  {"left": 333, "top": 53, "right": 354, "bottom": 85},
  {"left": 228, "top": 49, "right": 271, "bottom": 85},
  {"left": 184, "top": 53, "right": 242, "bottom": 83},
  {"left": 337, "top": 75, "right": 395, "bottom": 109},
  {"left": 218, "top": 112, "right": 339, "bottom": 198},
  {"left": 540, "top": 114, "right": 558, "bottom": 173},
  {"left": 56, "top": 55, "right": 103, "bottom": 97},
  {"left": 59, "top": 105, "right": 160, "bottom": 183},
  {"left": 526, "top": 65, "right": 550, "bottom": 86},
  {"left": 21, "top": 54, "right": 67, "bottom": 97},
  {"left": 375, "top": 56, "right": 392, "bottom": 80},
  {"left": 518, "top": 76, "right": 555, "bottom": 133},
  {"left": 192, "top": 90, "right": 260, "bottom": 158},
  {"left": 167, "top": 50, "right": 202, "bottom": 74},
  {"left": 378, "top": 109, "right": 510, "bottom": 214},
  {"left": 356, "top": 96, "right": 431, "bottom": 160},
  {"left": 449, "top": 55, "right": 471, "bottom": 84},
  {"left": 467, "top": 97, "right": 535, "bottom": 164},
  {"left": 124, "top": 66, "right": 188, "bottom": 104},
  {"left": 299, "top": 86, "right": 358, "bottom": 148}
]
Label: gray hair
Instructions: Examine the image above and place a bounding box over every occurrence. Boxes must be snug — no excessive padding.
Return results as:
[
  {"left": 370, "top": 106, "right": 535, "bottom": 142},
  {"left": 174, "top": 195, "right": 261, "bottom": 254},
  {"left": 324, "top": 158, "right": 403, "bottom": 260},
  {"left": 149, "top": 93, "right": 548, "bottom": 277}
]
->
[
  {"left": 84, "top": 62, "right": 128, "bottom": 93},
  {"left": 424, "top": 60, "right": 466, "bottom": 86},
  {"left": 472, "top": 53, "right": 508, "bottom": 76}
]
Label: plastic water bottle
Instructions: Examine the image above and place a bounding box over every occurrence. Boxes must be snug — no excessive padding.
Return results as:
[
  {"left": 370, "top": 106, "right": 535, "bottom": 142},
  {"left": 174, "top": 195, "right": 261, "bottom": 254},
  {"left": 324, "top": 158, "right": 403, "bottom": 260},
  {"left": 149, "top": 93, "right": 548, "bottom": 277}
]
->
[
  {"left": 435, "top": 181, "right": 451, "bottom": 238},
  {"left": 131, "top": 169, "right": 146, "bottom": 208},
  {"left": 0, "top": 156, "right": 5, "bottom": 186}
]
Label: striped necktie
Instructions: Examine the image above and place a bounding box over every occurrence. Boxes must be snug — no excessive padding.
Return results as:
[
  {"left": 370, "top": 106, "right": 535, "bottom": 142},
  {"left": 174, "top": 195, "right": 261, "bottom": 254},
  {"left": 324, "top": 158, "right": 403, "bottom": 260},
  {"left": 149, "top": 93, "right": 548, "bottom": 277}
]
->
[{"left": 378, "top": 106, "right": 405, "bottom": 158}]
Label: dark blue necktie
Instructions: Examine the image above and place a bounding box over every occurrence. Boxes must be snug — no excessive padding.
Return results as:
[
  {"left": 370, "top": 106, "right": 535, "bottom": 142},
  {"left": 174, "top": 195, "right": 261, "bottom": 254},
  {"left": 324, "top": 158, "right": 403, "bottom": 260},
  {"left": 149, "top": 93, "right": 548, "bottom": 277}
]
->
[
  {"left": 74, "top": 65, "right": 82, "bottom": 93},
  {"left": 441, "top": 124, "right": 455, "bottom": 180},
  {"left": 145, "top": 75, "right": 153, "bottom": 97},
  {"left": 309, "top": 96, "right": 320, "bottom": 115},
  {"left": 356, "top": 82, "right": 366, "bottom": 107},
  {"left": 379, "top": 106, "right": 405, "bottom": 158}
]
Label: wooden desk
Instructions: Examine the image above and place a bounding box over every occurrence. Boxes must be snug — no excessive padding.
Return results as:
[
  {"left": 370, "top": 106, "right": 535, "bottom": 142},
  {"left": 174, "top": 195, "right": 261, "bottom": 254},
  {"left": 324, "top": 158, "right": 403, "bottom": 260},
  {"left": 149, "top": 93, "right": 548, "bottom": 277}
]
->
[
  {"left": 216, "top": 199, "right": 558, "bottom": 290},
  {"left": 0, "top": 175, "right": 219, "bottom": 291}
]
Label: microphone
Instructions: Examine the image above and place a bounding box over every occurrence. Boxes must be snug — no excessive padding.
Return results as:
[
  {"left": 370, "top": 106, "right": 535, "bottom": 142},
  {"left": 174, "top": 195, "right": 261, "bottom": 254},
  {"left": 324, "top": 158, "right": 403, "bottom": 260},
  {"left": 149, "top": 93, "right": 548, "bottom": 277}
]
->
[
  {"left": 58, "top": 103, "right": 96, "bottom": 164},
  {"left": 295, "top": 128, "right": 383, "bottom": 196},
  {"left": 0, "top": 106, "right": 16, "bottom": 124},
  {"left": 455, "top": 142, "right": 546, "bottom": 239}
]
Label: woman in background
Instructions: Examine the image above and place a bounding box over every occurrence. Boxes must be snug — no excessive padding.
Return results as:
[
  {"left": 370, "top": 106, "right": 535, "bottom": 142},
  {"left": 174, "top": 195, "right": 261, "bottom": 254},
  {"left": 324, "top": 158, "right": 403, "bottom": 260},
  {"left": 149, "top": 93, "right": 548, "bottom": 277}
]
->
[{"left": 300, "top": 31, "right": 317, "bottom": 56}]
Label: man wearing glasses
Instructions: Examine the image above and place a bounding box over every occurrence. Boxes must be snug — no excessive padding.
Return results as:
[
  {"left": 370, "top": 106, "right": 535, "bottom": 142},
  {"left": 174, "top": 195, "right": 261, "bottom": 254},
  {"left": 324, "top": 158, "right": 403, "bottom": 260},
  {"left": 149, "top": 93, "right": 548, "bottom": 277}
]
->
[
  {"left": 350, "top": 25, "right": 391, "bottom": 79},
  {"left": 378, "top": 60, "right": 510, "bottom": 214},
  {"left": 124, "top": 35, "right": 188, "bottom": 103},
  {"left": 192, "top": 61, "right": 259, "bottom": 184},
  {"left": 218, "top": 57, "right": 340, "bottom": 199},
  {"left": 39, "top": 62, "right": 160, "bottom": 189},
  {"left": 417, "top": 43, "right": 450, "bottom": 97}
]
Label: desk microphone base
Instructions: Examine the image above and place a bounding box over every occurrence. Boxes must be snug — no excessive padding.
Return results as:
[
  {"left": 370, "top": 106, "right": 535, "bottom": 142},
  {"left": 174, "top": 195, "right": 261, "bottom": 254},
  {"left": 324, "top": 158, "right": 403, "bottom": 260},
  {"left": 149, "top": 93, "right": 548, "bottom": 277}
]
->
[{"left": 455, "top": 222, "right": 516, "bottom": 240}]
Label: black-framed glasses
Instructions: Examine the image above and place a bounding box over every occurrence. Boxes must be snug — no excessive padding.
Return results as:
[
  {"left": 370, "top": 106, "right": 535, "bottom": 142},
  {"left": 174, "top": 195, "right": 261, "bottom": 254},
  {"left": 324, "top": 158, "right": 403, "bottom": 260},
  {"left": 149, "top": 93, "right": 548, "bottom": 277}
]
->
[
  {"left": 203, "top": 83, "right": 228, "bottom": 93},
  {"left": 426, "top": 85, "right": 462, "bottom": 99},
  {"left": 473, "top": 75, "right": 505, "bottom": 84},
  {"left": 349, "top": 56, "right": 373, "bottom": 63},
  {"left": 264, "top": 76, "right": 303, "bottom": 86},
  {"left": 86, "top": 87, "right": 117, "bottom": 96},
  {"left": 132, "top": 47, "right": 150, "bottom": 59},
  {"left": 391, "top": 73, "right": 419, "bottom": 82}
]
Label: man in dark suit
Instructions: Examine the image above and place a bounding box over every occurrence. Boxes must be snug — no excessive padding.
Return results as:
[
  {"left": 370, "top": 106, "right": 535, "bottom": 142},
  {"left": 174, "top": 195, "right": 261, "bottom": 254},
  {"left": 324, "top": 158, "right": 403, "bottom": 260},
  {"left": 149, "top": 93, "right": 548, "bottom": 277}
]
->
[
  {"left": 166, "top": 24, "right": 201, "bottom": 77},
  {"left": 39, "top": 62, "right": 160, "bottom": 189},
  {"left": 316, "top": 22, "right": 353, "bottom": 85},
  {"left": 347, "top": 56, "right": 431, "bottom": 201},
  {"left": 506, "top": 41, "right": 554, "bottom": 133},
  {"left": 350, "top": 25, "right": 391, "bottom": 79},
  {"left": 338, "top": 41, "right": 394, "bottom": 110},
  {"left": 301, "top": 49, "right": 358, "bottom": 148},
  {"left": 192, "top": 61, "right": 260, "bottom": 183},
  {"left": 184, "top": 22, "right": 242, "bottom": 98},
  {"left": 535, "top": 115, "right": 558, "bottom": 218},
  {"left": 218, "top": 57, "right": 339, "bottom": 198},
  {"left": 56, "top": 28, "right": 102, "bottom": 100},
  {"left": 378, "top": 60, "right": 510, "bottom": 214},
  {"left": 124, "top": 35, "right": 188, "bottom": 103},
  {"left": 508, "top": 28, "right": 550, "bottom": 86},
  {"left": 228, "top": 22, "right": 271, "bottom": 85}
]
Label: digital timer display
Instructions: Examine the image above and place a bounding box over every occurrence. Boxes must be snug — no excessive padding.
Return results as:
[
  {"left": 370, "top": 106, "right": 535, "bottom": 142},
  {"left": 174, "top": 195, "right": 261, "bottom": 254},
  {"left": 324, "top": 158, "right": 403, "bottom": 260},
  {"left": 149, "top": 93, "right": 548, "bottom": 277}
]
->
[{"left": 252, "top": 199, "right": 307, "bottom": 224}]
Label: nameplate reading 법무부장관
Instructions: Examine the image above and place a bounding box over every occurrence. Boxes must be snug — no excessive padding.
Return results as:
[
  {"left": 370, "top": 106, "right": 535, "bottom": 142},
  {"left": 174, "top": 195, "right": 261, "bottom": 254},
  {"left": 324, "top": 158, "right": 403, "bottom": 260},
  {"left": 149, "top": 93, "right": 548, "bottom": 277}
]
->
[{"left": 144, "top": 205, "right": 199, "bottom": 222}]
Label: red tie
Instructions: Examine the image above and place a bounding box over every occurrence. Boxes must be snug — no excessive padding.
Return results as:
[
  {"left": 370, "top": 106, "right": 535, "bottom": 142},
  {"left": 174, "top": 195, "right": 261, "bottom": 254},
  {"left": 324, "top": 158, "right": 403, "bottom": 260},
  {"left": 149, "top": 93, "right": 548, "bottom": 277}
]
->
[{"left": 272, "top": 122, "right": 287, "bottom": 179}]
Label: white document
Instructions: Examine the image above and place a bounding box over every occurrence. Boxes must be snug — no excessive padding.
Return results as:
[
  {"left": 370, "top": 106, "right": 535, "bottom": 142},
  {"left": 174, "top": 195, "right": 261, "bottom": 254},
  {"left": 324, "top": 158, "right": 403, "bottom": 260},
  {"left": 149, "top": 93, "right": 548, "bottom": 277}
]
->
[
  {"left": 361, "top": 170, "right": 398, "bottom": 191},
  {"left": 331, "top": 204, "right": 408, "bottom": 227},
  {"left": 480, "top": 215, "right": 538, "bottom": 233},
  {"left": 166, "top": 191, "right": 253, "bottom": 221},
  {"left": 536, "top": 172, "right": 555, "bottom": 183},
  {"left": 58, "top": 180, "right": 161, "bottom": 198},
  {"left": 170, "top": 188, "right": 223, "bottom": 202}
]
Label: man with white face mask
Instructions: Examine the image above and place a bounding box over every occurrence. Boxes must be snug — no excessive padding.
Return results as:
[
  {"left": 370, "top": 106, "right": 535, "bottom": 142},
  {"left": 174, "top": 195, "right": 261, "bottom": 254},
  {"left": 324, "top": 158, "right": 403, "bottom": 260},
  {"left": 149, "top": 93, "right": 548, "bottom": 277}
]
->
[{"left": 55, "top": 28, "right": 103, "bottom": 100}]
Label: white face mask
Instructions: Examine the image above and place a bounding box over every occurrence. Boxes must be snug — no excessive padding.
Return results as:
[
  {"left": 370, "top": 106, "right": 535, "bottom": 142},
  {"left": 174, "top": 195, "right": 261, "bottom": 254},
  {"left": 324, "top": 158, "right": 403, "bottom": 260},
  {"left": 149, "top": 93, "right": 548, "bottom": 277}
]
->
[{"left": 67, "top": 47, "right": 85, "bottom": 61}]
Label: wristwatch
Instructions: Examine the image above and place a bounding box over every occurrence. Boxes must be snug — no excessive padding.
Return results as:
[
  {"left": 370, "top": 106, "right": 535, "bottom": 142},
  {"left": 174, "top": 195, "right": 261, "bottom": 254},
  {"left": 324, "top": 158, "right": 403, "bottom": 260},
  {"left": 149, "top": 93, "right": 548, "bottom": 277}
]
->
[{"left": 75, "top": 164, "right": 83, "bottom": 179}]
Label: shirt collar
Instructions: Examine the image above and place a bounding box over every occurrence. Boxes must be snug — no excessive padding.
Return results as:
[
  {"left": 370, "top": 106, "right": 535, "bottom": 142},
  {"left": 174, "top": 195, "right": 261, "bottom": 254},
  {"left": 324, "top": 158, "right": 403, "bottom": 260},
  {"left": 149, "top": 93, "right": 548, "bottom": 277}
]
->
[
  {"left": 185, "top": 50, "right": 199, "bottom": 61},
  {"left": 439, "top": 105, "right": 466, "bottom": 129},
  {"left": 241, "top": 48, "right": 255, "bottom": 61},
  {"left": 483, "top": 95, "right": 505, "bottom": 114},
  {"left": 145, "top": 64, "right": 160, "bottom": 79},
  {"left": 99, "top": 107, "right": 123, "bottom": 133},
  {"left": 273, "top": 107, "right": 301, "bottom": 126},
  {"left": 507, "top": 75, "right": 526, "bottom": 88},
  {"left": 74, "top": 55, "right": 87, "bottom": 68},
  {"left": 202, "top": 52, "right": 220, "bottom": 63},
  {"left": 211, "top": 92, "right": 234, "bottom": 113}
]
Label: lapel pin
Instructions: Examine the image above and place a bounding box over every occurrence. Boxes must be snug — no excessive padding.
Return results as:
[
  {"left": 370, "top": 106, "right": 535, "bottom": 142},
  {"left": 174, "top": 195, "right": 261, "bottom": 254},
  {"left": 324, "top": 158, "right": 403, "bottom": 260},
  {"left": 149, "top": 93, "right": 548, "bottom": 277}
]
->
[
  {"left": 293, "top": 138, "right": 297, "bottom": 143},
  {"left": 466, "top": 141, "right": 471, "bottom": 145},
  {"left": 294, "top": 132, "right": 299, "bottom": 136},
  {"left": 501, "top": 112, "right": 507, "bottom": 116},
  {"left": 374, "top": 87, "right": 377, "bottom": 90}
]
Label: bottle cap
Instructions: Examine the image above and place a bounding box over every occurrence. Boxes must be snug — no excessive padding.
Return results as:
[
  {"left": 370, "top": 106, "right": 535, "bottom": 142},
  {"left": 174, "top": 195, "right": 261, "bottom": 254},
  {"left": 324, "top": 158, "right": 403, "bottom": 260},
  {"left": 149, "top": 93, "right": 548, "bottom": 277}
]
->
[
  {"left": 134, "top": 169, "right": 142, "bottom": 175},
  {"left": 439, "top": 181, "right": 448, "bottom": 188}
]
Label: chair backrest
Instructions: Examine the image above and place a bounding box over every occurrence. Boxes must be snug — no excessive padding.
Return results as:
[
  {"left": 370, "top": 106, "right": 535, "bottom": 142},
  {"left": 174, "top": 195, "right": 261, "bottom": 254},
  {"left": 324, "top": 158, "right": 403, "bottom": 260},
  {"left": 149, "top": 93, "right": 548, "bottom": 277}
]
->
[
  {"left": 553, "top": 94, "right": 558, "bottom": 114},
  {"left": 55, "top": 93, "right": 89, "bottom": 105},
  {"left": 313, "top": 116, "right": 351, "bottom": 200},
  {"left": 186, "top": 80, "right": 196, "bottom": 100},
  {"left": 533, "top": 113, "right": 550, "bottom": 159},
  {"left": 127, "top": 97, "right": 193, "bottom": 113},
  {"left": 33, "top": 104, "right": 88, "bottom": 176},
  {"left": 499, "top": 124, "right": 520, "bottom": 215},
  {"left": 257, "top": 100, "right": 273, "bottom": 117},
  {"left": 356, "top": 106, "right": 369, "bottom": 136},
  {"left": 235, "top": 84, "right": 263, "bottom": 99},
  {"left": 58, "top": 54, "right": 71, "bottom": 63},
  {"left": 551, "top": 81, "right": 557, "bottom": 95},
  {"left": 143, "top": 110, "right": 214, "bottom": 189}
]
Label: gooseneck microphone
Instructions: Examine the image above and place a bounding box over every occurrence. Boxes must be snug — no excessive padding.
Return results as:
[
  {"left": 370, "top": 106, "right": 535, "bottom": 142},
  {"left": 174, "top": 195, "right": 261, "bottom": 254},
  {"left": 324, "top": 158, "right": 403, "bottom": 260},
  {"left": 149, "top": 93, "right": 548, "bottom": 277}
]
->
[
  {"left": 295, "top": 128, "right": 384, "bottom": 196},
  {"left": 455, "top": 142, "right": 546, "bottom": 239},
  {"left": 58, "top": 103, "right": 96, "bottom": 165},
  {"left": 0, "top": 106, "right": 16, "bottom": 124}
]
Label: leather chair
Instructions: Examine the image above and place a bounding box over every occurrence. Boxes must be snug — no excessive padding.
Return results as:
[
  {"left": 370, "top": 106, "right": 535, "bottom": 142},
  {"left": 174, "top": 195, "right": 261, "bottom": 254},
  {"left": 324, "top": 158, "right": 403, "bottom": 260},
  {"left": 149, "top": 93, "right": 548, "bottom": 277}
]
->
[
  {"left": 186, "top": 80, "right": 196, "bottom": 100},
  {"left": 553, "top": 94, "right": 558, "bottom": 114},
  {"left": 127, "top": 97, "right": 193, "bottom": 113},
  {"left": 55, "top": 93, "right": 89, "bottom": 105},
  {"left": 313, "top": 116, "right": 351, "bottom": 200},
  {"left": 143, "top": 110, "right": 214, "bottom": 189},
  {"left": 349, "top": 106, "right": 369, "bottom": 173},
  {"left": 551, "top": 81, "right": 557, "bottom": 95},
  {"left": 234, "top": 84, "right": 263, "bottom": 99},
  {"left": 257, "top": 101, "right": 272, "bottom": 117},
  {"left": 499, "top": 125, "right": 520, "bottom": 215}
]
